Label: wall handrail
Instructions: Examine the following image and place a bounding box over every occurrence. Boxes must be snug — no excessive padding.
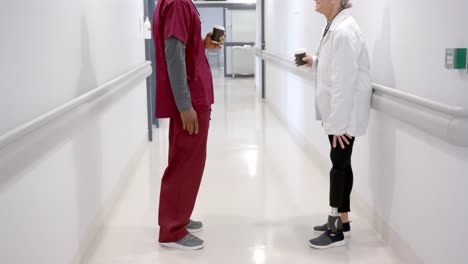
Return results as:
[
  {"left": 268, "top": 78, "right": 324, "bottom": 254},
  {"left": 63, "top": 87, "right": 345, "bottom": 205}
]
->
[
  {"left": 372, "top": 84, "right": 468, "bottom": 118},
  {"left": 0, "top": 61, "right": 153, "bottom": 150},
  {"left": 256, "top": 49, "right": 468, "bottom": 147}
]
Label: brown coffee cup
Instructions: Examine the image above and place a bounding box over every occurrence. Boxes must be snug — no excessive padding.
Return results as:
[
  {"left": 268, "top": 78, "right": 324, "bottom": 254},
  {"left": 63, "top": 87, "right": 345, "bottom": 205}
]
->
[
  {"left": 295, "top": 48, "right": 307, "bottom": 66},
  {"left": 212, "top": 25, "right": 225, "bottom": 43}
]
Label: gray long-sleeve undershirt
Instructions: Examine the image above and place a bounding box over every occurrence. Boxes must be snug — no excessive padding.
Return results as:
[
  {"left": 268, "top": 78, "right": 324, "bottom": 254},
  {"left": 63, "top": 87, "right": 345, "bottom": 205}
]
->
[{"left": 165, "top": 36, "right": 192, "bottom": 112}]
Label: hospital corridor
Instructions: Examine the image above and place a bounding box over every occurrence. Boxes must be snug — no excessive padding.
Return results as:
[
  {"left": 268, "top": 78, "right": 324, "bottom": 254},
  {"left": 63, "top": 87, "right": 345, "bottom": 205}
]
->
[
  {"left": 84, "top": 70, "right": 403, "bottom": 263},
  {"left": 1, "top": 1, "right": 468, "bottom": 264}
]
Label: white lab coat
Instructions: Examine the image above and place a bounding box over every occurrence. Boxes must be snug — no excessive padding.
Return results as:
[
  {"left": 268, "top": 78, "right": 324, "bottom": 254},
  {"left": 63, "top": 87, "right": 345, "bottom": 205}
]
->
[{"left": 312, "top": 10, "right": 372, "bottom": 137}]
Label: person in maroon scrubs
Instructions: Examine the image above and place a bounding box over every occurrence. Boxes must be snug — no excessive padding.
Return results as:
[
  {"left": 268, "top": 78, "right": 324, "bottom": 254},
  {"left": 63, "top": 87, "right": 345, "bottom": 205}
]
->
[{"left": 152, "top": 0, "right": 223, "bottom": 250}]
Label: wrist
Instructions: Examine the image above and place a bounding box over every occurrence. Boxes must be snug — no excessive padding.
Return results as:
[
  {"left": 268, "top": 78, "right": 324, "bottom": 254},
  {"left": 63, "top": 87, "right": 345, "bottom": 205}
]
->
[{"left": 177, "top": 103, "right": 193, "bottom": 113}]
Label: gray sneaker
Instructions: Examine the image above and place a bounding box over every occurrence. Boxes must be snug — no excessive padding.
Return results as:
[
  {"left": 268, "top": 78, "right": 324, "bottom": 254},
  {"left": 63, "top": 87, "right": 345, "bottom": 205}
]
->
[
  {"left": 186, "top": 219, "right": 203, "bottom": 233},
  {"left": 159, "top": 234, "right": 205, "bottom": 250},
  {"left": 314, "top": 221, "right": 351, "bottom": 237},
  {"left": 309, "top": 230, "right": 345, "bottom": 249}
]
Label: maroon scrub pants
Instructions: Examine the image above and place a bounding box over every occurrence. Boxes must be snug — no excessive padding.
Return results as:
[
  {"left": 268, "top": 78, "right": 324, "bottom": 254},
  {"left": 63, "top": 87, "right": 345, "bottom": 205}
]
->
[{"left": 158, "top": 110, "right": 210, "bottom": 243}]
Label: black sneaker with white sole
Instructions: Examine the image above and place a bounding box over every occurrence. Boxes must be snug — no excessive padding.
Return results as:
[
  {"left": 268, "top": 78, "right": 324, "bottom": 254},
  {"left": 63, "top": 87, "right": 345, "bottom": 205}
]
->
[
  {"left": 309, "top": 230, "right": 345, "bottom": 249},
  {"left": 314, "top": 221, "right": 351, "bottom": 237}
]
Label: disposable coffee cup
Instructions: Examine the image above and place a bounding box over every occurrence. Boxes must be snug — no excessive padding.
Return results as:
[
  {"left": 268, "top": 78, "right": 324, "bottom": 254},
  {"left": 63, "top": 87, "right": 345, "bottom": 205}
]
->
[
  {"left": 212, "top": 25, "right": 225, "bottom": 43},
  {"left": 295, "top": 48, "right": 307, "bottom": 66}
]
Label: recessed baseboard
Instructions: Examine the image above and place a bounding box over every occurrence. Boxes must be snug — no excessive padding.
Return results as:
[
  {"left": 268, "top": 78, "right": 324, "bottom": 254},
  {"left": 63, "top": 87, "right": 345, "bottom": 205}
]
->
[
  {"left": 74, "top": 132, "right": 150, "bottom": 264},
  {"left": 351, "top": 191, "right": 424, "bottom": 264},
  {"left": 265, "top": 100, "right": 423, "bottom": 263}
]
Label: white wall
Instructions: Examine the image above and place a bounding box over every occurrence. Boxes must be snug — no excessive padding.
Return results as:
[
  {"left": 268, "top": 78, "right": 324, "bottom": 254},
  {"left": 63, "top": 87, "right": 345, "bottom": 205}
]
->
[
  {"left": 0, "top": 1, "right": 148, "bottom": 263},
  {"left": 261, "top": 1, "right": 468, "bottom": 263},
  {"left": 230, "top": 10, "right": 257, "bottom": 42}
]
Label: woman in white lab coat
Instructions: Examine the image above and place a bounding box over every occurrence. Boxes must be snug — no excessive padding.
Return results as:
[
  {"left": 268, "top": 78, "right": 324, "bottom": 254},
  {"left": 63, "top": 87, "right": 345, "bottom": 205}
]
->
[{"left": 297, "top": 0, "right": 372, "bottom": 249}]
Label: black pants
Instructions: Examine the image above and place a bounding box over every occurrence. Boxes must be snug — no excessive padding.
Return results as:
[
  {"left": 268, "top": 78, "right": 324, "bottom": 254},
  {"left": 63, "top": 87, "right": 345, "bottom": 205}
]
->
[{"left": 328, "top": 135, "right": 355, "bottom": 213}]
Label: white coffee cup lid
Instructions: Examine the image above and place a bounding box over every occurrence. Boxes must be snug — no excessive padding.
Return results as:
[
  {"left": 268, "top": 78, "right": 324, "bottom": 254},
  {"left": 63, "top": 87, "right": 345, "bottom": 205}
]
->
[
  {"left": 214, "top": 25, "right": 225, "bottom": 31},
  {"left": 295, "top": 48, "right": 307, "bottom": 54}
]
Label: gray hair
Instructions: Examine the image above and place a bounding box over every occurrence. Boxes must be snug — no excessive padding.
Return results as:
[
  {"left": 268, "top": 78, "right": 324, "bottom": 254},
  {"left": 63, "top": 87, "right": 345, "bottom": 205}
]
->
[{"left": 341, "top": 0, "right": 353, "bottom": 9}]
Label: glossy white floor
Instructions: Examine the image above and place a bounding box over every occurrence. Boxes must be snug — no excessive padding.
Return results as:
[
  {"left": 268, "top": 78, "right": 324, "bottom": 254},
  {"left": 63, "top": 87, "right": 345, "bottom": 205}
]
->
[{"left": 86, "top": 69, "right": 403, "bottom": 264}]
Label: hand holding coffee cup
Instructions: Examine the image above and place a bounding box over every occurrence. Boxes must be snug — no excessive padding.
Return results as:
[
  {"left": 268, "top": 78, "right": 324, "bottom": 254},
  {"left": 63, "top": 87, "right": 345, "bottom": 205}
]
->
[
  {"left": 212, "top": 25, "right": 225, "bottom": 43},
  {"left": 295, "top": 48, "right": 307, "bottom": 66},
  {"left": 302, "top": 55, "right": 314, "bottom": 68},
  {"left": 205, "top": 25, "right": 225, "bottom": 49}
]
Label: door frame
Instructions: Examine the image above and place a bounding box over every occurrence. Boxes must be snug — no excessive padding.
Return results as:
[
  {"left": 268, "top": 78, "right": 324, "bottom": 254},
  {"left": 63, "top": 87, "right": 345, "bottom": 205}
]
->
[
  {"left": 261, "top": 0, "right": 265, "bottom": 99},
  {"left": 144, "top": 0, "right": 159, "bottom": 134},
  {"left": 143, "top": 0, "right": 154, "bottom": 141}
]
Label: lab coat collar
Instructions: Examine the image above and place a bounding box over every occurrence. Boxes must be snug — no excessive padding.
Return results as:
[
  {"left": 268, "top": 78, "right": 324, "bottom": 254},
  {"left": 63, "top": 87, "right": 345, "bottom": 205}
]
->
[{"left": 328, "top": 9, "right": 350, "bottom": 32}]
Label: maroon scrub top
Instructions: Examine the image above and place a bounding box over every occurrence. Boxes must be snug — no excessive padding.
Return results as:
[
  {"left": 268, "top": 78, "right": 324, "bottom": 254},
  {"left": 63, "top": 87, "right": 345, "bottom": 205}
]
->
[{"left": 152, "top": 0, "right": 214, "bottom": 118}]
